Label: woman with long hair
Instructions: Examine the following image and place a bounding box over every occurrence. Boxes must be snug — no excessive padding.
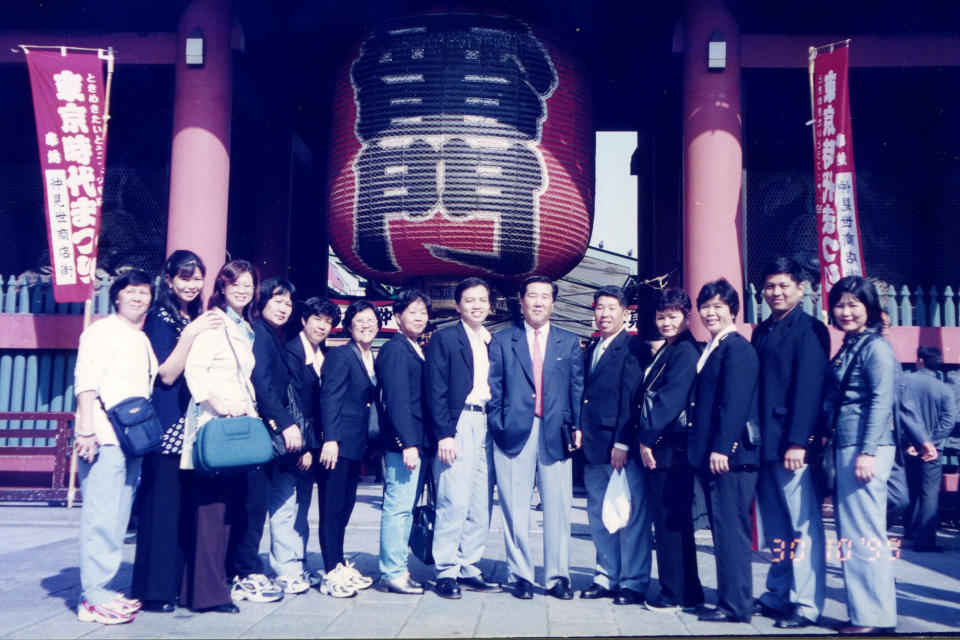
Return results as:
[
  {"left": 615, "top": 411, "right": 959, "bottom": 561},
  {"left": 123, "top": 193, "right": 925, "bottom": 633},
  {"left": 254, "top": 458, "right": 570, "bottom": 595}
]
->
[
  {"left": 824, "top": 276, "right": 898, "bottom": 635},
  {"left": 130, "top": 250, "right": 221, "bottom": 613},
  {"left": 180, "top": 259, "right": 260, "bottom": 613}
]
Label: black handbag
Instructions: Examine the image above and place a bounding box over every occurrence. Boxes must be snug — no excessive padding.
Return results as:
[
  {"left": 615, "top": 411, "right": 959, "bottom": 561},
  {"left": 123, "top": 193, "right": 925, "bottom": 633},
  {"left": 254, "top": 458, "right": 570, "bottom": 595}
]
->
[
  {"left": 103, "top": 396, "right": 163, "bottom": 457},
  {"left": 409, "top": 459, "right": 436, "bottom": 565},
  {"left": 101, "top": 340, "right": 163, "bottom": 457}
]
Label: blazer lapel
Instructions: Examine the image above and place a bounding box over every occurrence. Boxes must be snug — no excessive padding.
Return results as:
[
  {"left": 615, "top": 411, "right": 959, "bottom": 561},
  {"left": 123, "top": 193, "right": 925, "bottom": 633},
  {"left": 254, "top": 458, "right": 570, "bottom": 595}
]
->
[
  {"left": 349, "top": 341, "right": 374, "bottom": 388},
  {"left": 457, "top": 322, "right": 474, "bottom": 373},
  {"left": 510, "top": 326, "right": 535, "bottom": 386},
  {"left": 588, "top": 330, "right": 627, "bottom": 385},
  {"left": 759, "top": 306, "right": 800, "bottom": 355},
  {"left": 400, "top": 334, "right": 424, "bottom": 363}
]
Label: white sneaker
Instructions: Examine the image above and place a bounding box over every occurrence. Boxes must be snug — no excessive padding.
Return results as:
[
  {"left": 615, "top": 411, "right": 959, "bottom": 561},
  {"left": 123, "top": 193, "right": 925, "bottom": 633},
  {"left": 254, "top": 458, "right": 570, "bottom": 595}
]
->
[
  {"left": 275, "top": 572, "right": 310, "bottom": 595},
  {"left": 77, "top": 600, "right": 135, "bottom": 625},
  {"left": 343, "top": 560, "right": 373, "bottom": 590},
  {"left": 231, "top": 573, "right": 284, "bottom": 603},
  {"left": 320, "top": 564, "right": 358, "bottom": 598}
]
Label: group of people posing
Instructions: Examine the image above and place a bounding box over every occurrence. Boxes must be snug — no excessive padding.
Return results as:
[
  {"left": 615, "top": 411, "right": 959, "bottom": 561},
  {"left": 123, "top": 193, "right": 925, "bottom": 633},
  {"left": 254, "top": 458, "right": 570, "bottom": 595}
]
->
[{"left": 72, "top": 250, "right": 916, "bottom": 635}]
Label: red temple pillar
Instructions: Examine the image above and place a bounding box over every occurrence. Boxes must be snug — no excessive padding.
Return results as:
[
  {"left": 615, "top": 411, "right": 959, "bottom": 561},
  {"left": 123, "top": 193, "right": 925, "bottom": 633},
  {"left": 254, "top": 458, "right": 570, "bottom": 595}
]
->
[
  {"left": 166, "top": 0, "right": 233, "bottom": 296},
  {"left": 682, "top": 0, "right": 744, "bottom": 337}
]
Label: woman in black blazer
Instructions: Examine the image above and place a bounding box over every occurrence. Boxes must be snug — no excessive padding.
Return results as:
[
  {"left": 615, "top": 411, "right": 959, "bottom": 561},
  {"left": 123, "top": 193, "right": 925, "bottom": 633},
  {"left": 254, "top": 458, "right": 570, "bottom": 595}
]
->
[
  {"left": 317, "top": 300, "right": 381, "bottom": 598},
  {"left": 635, "top": 287, "right": 705, "bottom": 612},
  {"left": 374, "top": 289, "right": 431, "bottom": 594},
  {"left": 688, "top": 279, "right": 760, "bottom": 623}
]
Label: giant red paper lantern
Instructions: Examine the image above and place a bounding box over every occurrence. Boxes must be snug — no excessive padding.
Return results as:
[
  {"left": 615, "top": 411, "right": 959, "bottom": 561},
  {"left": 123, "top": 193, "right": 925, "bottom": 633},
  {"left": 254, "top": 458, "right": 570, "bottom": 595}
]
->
[{"left": 328, "top": 12, "right": 593, "bottom": 285}]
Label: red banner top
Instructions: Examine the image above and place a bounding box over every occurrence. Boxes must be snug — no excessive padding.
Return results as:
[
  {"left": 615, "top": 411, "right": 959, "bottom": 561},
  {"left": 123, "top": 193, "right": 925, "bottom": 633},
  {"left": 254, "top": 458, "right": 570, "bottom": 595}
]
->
[
  {"left": 810, "top": 41, "right": 865, "bottom": 317},
  {"left": 24, "top": 48, "right": 110, "bottom": 303}
]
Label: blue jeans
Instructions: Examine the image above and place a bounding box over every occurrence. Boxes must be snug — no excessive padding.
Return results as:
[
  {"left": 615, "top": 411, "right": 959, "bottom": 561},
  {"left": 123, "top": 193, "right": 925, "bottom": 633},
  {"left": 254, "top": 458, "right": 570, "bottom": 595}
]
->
[
  {"left": 379, "top": 451, "right": 421, "bottom": 579},
  {"left": 78, "top": 444, "right": 142, "bottom": 605},
  {"left": 268, "top": 465, "right": 314, "bottom": 577}
]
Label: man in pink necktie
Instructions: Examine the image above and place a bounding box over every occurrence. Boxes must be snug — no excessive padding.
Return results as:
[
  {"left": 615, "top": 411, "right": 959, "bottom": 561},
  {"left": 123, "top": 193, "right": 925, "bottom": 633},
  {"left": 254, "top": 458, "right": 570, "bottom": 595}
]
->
[{"left": 488, "top": 275, "right": 585, "bottom": 600}]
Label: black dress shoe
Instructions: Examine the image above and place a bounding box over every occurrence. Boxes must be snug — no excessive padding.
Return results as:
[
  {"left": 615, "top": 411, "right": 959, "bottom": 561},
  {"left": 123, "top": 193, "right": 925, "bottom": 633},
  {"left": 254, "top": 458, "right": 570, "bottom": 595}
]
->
[
  {"left": 435, "top": 578, "right": 462, "bottom": 599},
  {"left": 141, "top": 599, "right": 176, "bottom": 613},
  {"left": 546, "top": 578, "right": 573, "bottom": 600},
  {"left": 774, "top": 612, "right": 815, "bottom": 629},
  {"left": 193, "top": 603, "right": 239, "bottom": 614},
  {"left": 752, "top": 599, "right": 784, "bottom": 618},
  {"left": 838, "top": 625, "right": 895, "bottom": 635},
  {"left": 613, "top": 588, "right": 644, "bottom": 605},
  {"left": 459, "top": 575, "right": 502, "bottom": 592},
  {"left": 512, "top": 578, "right": 534, "bottom": 600},
  {"left": 580, "top": 583, "right": 614, "bottom": 599},
  {"left": 697, "top": 607, "right": 748, "bottom": 623}
]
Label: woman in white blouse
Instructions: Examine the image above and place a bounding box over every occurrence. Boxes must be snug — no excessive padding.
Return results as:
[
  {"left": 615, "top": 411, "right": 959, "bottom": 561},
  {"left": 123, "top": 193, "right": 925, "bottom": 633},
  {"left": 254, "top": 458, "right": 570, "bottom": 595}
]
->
[
  {"left": 74, "top": 269, "right": 158, "bottom": 625},
  {"left": 180, "top": 259, "right": 261, "bottom": 613}
]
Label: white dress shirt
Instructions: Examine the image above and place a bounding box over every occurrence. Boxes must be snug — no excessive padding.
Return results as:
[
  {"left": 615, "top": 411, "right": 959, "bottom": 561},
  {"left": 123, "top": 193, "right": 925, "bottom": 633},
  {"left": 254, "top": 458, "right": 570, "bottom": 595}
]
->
[{"left": 463, "top": 320, "right": 492, "bottom": 405}]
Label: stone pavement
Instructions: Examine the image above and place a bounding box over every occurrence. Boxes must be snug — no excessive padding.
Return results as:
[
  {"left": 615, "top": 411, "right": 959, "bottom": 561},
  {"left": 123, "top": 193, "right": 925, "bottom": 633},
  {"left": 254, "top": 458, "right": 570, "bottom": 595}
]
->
[{"left": 1, "top": 484, "right": 959, "bottom": 638}]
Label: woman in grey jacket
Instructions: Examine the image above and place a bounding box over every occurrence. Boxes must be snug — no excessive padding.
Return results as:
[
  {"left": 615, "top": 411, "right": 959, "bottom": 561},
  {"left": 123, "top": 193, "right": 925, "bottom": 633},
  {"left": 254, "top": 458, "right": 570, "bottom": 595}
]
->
[{"left": 823, "top": 276, "right": 898, "bottom": 635}]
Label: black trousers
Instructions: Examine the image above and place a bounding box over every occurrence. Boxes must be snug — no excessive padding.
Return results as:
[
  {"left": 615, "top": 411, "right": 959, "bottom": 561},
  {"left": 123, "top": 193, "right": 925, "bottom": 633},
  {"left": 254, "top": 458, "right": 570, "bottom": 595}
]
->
[
  {"left": 180, "top": 472, "right": 239, "bottom": 610},
  {"left": 316, "top": 458, "right": 361, "bottom": 572},
  {"left": 226, "top": 464, "right": 271, "bottom": 579},
  {"left": 130, "top": 453, "right": 186, "bottom": 602},
  {"left": 648, "top": 465, "right": 704, "bottom": 607},
  {"left": 699, "top": 468, "right": 758, "bottom": 620},
  {"left": 905, "top": 452, "right": 943, "bottom": 548}
]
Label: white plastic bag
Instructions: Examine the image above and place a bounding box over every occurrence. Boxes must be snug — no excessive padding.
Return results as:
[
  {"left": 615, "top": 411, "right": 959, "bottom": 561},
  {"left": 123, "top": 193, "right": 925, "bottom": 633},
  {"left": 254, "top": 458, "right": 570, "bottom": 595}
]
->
[{"left": 602, "top": 468, "right": 631, "bottom": 533}]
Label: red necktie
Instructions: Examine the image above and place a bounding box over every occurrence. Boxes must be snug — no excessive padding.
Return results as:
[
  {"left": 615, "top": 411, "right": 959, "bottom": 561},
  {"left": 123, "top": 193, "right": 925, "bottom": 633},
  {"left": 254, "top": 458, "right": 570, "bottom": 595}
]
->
[{"left": 533, "top": 328, "right": 544, "bottom": 418}]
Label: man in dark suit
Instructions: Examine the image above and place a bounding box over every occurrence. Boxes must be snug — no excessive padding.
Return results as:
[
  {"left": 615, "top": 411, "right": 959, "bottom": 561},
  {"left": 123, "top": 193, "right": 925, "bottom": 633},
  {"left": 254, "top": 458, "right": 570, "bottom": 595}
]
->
[
  {"left": 899, "top": 346, "right": 956, "bottom": 551},
  {"left": 488, "top": 275, "right": 584, "bottom": 600},
  {"left": 425, "top": 277, "right": 502, "bottom": 599},
  {"left": 578, "top": 285, "right": 649, "bottom": 605},
  {"left": 751, "top": 258, "right": 830, "bottom": 629}
]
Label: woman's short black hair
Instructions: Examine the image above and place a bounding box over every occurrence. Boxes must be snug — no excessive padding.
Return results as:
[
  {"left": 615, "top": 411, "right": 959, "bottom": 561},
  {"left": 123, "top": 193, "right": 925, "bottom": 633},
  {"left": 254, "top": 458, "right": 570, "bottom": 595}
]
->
[
  {"left": 258, "top": 277, "right": 297, "bottom": 313},
  {"left": 696, "top": 278, "right": 740, "bottom": 318},
  {"left": 110, "top": 269, "right": 153, "bottom": 311},
  {"left": 154, "top": 249, "right": 206, "bottom": 321},
  {"left": 654, "top": 287, "right": 691, "bottom": 315},
  {"left": 343, "top": 300, "right": 382, "bottom": 337},
  {"left": 300, "top": 297, "right": 341, "bottom": 328},
  {"left": 827, "top": 276, "right": 884, "bottom": 330},
  {"left": 593, "top": 285, "right": 628, "bottom": 309},
  {"left": 394, "top": 288, "right": 432, "bottom": 316}
]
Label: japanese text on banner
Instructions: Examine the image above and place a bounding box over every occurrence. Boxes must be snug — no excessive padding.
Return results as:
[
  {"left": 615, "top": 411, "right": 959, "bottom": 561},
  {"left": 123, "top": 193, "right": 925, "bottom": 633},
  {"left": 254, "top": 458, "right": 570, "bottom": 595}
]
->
[{"left": 24, "top": 49, "right": 110, "bottom": 303}]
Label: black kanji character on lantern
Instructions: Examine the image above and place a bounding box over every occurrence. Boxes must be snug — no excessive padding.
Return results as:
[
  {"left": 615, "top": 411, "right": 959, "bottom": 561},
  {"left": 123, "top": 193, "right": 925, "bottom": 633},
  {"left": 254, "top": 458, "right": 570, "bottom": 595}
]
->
[
  {"left": 351, "top": 13, "right": 557, "bottom": 142},
  {"left": 353, "top": 137, "right": 542, "bottom": 274}
]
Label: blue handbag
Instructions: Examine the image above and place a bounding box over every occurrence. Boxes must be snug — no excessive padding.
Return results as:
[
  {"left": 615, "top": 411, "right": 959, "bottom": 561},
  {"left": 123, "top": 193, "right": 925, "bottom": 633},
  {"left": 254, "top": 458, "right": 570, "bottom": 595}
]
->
[
  {"left": 192, "top": 324, "right": 274, "bottom": 474},
  {"left": 193, "top": 415, "right": 274, "bottom": 474}
]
